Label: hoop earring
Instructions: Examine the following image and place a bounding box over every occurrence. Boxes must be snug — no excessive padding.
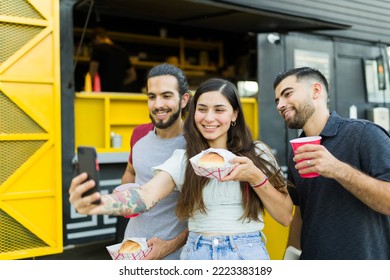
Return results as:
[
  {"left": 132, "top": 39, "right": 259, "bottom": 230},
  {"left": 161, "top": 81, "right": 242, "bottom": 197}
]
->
[{"left": 231, "top": 121, "right": 237, "bottom": 127}]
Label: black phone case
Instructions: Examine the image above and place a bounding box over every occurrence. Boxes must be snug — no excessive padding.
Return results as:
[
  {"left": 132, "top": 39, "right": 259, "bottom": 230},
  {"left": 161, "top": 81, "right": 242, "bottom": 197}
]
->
[{"left": 77, "top": 146, "right": 101, "bottom": 204}]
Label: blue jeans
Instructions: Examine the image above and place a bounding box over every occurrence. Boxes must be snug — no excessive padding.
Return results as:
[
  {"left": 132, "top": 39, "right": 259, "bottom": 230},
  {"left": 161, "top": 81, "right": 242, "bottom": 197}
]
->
[{"left": 180, "top": 231, "right": 269, "bottom": 260}]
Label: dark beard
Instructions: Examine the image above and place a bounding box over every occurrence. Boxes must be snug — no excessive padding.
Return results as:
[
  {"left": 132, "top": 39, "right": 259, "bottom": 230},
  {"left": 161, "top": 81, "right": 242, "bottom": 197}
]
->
[
  {"left": 287, "top": 104, "right": 314, "bottom": 129},
  {"left": 150, "top": 105, "right": 182, "bottom": 129}
]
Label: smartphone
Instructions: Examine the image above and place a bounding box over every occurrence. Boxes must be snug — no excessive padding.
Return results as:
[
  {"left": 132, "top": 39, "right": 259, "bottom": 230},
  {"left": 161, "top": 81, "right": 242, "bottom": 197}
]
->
[{"left": 77, "top": 146, "right": 101, "bottom": 204}]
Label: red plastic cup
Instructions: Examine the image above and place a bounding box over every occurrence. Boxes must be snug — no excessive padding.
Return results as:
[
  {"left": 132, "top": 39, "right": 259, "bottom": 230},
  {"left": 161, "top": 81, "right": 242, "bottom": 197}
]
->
[
  {"left": 290, "top": 136, "right": 322, "bottom": 178},
  {"left": 114, "top": 183, "right": 140, "bottom": 218}
]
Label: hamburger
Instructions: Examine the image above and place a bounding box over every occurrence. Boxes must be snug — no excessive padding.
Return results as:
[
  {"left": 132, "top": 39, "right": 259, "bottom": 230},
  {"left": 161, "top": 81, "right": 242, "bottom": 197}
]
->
[
  {"left": 198, "top": 152, "right": 225, "bottom": 168},
  {"left": 118, "top": 240, "right": 141, "bottom": 254}
]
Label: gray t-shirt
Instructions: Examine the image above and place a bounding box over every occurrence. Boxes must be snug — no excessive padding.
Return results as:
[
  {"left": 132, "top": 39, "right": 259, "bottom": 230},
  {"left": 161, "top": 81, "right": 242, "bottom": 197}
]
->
[{"left": 124, "top": 125, "right": 188, "bottom": 260}]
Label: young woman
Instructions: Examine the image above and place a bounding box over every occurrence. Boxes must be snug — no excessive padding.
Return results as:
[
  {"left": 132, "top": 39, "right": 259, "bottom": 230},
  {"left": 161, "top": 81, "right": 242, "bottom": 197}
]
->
[{"left": 69, "top": 78, "right": 293, "bottom": 260}]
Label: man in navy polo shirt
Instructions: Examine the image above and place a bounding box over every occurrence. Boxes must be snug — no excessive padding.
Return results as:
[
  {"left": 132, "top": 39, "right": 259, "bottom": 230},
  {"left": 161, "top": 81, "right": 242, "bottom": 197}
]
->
[{"left": 274, "top": 67, "right": 390, "bottom": 259}]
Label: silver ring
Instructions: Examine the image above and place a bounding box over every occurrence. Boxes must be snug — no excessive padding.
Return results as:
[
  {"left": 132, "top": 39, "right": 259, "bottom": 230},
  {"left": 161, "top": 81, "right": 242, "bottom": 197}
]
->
[{"left": 307, "top": 160, "right": 312, "bottom": 167}]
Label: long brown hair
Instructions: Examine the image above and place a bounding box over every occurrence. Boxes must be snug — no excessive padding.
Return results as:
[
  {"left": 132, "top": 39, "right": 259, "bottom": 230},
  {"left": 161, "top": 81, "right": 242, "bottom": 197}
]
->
[{"left": 176, "top": 78, "right": 288, "bottom": 221}]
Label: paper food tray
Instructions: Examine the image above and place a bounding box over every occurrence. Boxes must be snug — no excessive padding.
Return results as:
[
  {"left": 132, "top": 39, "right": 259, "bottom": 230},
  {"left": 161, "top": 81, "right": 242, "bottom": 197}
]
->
[
  {"left": 189, "top": 148, "right": 238, "bottom": 180},
  {"left": 106, "top": 237, "right": 151, "bottom": 260}
]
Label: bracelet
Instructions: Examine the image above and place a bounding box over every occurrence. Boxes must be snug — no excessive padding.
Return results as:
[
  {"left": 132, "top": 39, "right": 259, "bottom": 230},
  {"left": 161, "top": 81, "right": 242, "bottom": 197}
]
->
[{"left": 250, "top": 176, "right": 268, "bottom": 188}]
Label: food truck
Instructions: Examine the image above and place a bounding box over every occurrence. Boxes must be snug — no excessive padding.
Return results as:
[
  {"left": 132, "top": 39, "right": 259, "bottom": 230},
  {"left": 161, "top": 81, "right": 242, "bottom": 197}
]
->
[{"left": 1, "top": 0, "right": 389, "bottom": 259}]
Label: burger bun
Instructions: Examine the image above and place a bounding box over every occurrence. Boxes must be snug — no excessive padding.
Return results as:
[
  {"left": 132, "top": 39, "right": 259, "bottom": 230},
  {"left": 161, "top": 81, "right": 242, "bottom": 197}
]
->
[
  {"left": 118, "top": 240, "right": 141, "bottom": 254},
  {"left": 198, "top": 152, "right": 225, "bottom": 168}
]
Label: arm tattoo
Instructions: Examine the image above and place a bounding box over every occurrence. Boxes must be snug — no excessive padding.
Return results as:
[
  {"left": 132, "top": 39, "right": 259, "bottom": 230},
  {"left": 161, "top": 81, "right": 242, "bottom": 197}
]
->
[{"left": 102, "top": 188, "right": 157, "bottom": 216}]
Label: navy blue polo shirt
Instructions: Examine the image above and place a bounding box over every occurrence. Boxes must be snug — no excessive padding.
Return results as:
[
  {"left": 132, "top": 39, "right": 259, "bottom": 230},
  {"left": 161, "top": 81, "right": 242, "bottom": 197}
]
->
[{"left": 288, "top": 111, "right": 390, "bottom": 259}]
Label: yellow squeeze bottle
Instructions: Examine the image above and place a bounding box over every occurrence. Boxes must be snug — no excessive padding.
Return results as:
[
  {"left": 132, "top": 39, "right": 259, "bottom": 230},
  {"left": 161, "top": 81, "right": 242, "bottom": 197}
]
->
[{"left": 84, "top": 72, "right": 92, "bottom": 92}]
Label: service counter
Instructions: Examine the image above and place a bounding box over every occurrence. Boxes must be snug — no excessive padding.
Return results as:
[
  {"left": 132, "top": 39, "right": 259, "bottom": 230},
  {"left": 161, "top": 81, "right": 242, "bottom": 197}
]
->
[{"left": 74, "top": 92, "right": 259, "bottom": 156}]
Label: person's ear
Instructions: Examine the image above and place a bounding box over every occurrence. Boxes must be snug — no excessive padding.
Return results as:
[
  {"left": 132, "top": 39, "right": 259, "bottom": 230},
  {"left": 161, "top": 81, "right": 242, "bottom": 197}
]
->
[
  {"left": 181, "top": 92, "right": 190, "bottom": 108},
  {"left": 232, "top": 109, "right": 238, "bottom": 123},
  {"left": 312, "top": 82, "right": 323, "bottom": 99}
]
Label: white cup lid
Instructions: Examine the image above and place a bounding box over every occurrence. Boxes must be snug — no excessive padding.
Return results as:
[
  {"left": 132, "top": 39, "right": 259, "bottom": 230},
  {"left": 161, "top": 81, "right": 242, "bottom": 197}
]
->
[{"left": 290, "top": 136, "right": 322, "bottom": 143}]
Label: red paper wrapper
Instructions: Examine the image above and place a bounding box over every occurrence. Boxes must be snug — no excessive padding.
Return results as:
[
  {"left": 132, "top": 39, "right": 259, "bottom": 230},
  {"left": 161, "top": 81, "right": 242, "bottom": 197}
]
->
[{"left": 106, "top": 238, "right": 150, "bottom": 260}]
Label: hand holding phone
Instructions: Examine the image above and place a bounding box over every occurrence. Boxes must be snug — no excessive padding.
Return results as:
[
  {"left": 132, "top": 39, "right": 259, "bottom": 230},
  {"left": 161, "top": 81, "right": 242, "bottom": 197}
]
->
[{"left": 77, "top": 146, "right": 101, "bottom": 204}]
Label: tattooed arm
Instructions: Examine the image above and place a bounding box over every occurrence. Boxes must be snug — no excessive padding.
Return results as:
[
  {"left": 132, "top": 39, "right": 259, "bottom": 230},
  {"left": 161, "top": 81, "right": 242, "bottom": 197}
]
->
[{"left": 69, "top": 171, "right": 175, "bottom": 216}]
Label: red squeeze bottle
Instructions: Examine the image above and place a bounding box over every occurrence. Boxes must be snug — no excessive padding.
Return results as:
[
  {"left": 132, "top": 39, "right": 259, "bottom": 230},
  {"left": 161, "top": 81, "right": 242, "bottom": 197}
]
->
[{"left": 93, "top": 73, "right": 101, "bottom": 92}]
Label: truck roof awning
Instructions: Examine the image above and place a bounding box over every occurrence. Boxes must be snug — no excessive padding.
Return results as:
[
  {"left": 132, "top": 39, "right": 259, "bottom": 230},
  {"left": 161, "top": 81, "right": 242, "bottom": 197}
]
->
[{"left": 74, "top": 0, "right": 350, "bottom": 34}]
